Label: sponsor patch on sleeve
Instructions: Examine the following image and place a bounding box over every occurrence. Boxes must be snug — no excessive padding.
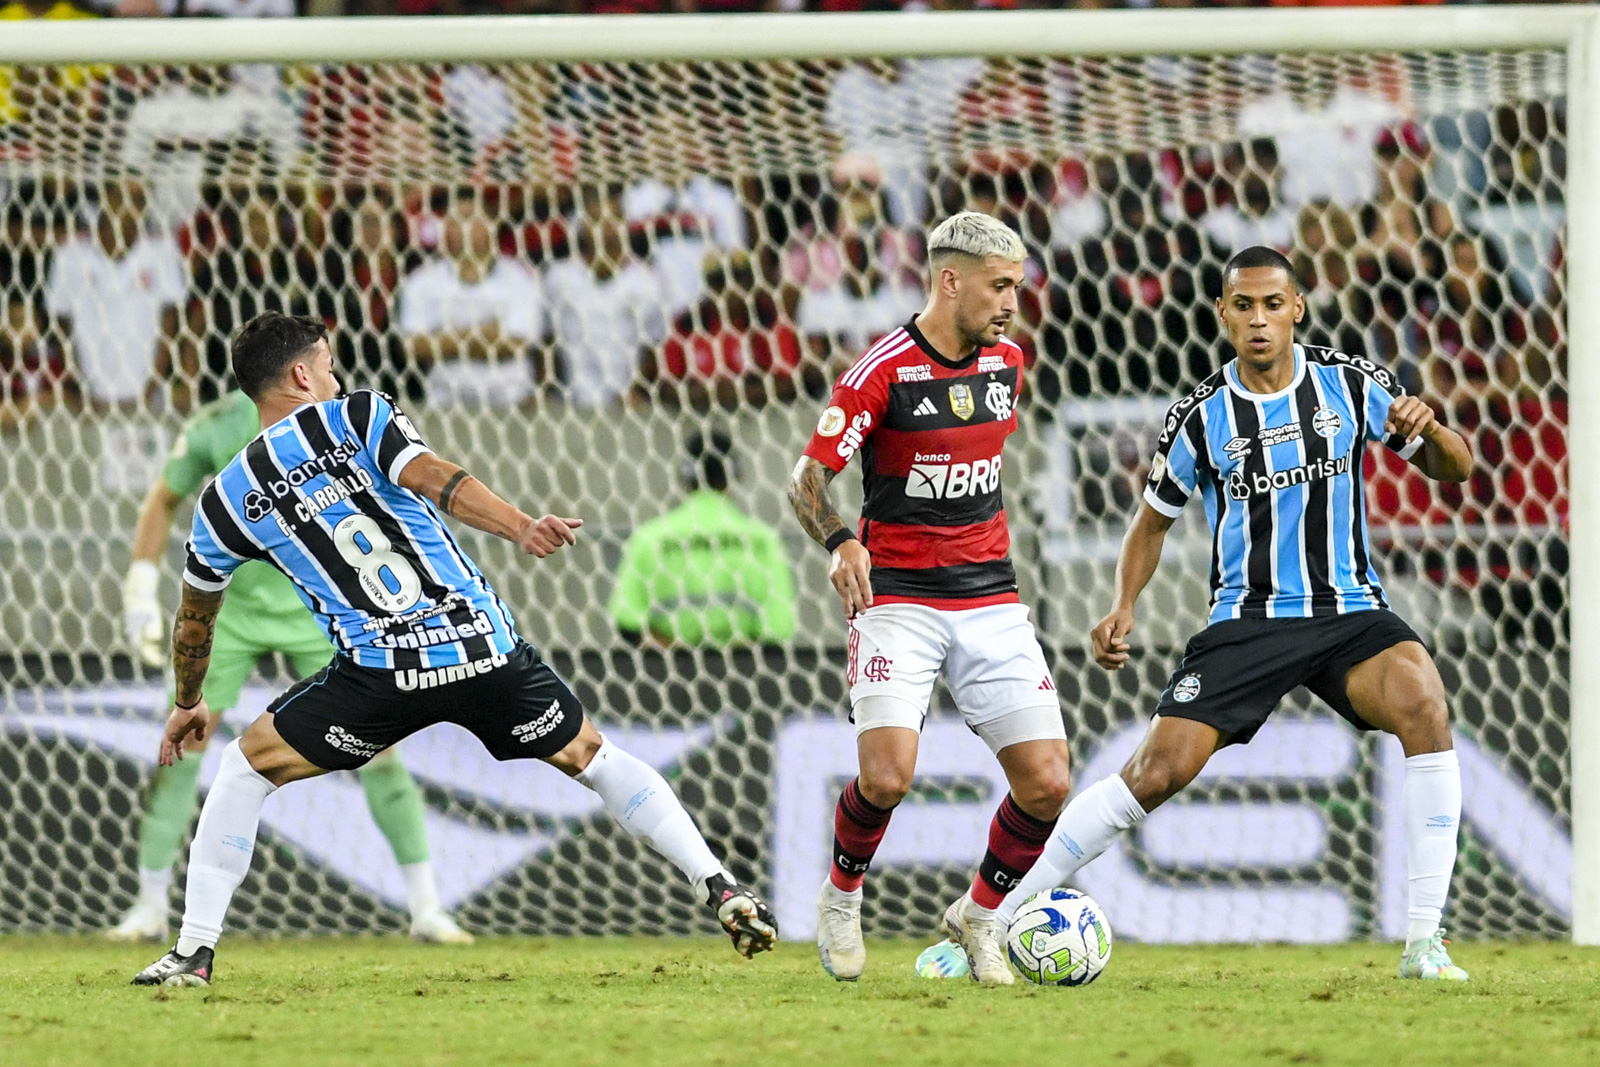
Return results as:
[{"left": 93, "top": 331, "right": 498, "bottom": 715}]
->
[{"left": 816, "top": 406, "right": 847, "bottom": 437}]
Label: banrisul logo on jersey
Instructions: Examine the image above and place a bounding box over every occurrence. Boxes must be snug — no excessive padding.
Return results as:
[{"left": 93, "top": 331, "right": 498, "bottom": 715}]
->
[{"left": 1228, "top": 453, "right": 1353, "bottom": 500}]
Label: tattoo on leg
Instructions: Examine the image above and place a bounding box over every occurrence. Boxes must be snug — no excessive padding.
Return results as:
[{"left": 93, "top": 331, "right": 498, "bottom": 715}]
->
[{"left": 438, "top": 470, "right": 470, "bottom": 516}]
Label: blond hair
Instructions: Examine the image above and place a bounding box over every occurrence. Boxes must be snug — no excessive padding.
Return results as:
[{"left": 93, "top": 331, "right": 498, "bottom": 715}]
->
[{"left": 927, "top": 211, "right": 1026, "bottom": 264}]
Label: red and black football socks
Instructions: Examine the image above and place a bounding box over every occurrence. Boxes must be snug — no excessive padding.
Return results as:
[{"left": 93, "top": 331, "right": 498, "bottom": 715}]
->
[
  {"left": 829, "top": 777, "right": 897, "bottom": 892},
  {"left": 971, "top": 793, "right": 1056, "bottom": 910}
]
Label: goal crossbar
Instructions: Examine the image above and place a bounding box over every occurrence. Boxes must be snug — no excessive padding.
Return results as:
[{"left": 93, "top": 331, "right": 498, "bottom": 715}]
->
[{"left": 0, "top": 8, "right": 1590, "bottom": 65}]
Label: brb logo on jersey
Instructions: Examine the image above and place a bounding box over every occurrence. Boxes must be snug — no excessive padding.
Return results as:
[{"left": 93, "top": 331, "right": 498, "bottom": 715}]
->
[{"left": 905, "top": 451, "right": 1003, "bottom": 500}]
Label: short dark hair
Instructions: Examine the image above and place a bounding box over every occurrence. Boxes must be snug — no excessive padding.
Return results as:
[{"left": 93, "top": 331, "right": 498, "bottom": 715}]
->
[
  {"left": 683, "top": 428, "right": 733, "bottom": 493},
  {"left": 1222, "top": 245, "right": 1297, "bottom": 291},
  {"left": 231, "top": 312, "right": 327, "bottom": 401}
]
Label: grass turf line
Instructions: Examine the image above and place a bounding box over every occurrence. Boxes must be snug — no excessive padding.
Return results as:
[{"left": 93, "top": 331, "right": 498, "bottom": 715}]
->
[{"left": 3, "top": 937, "right": 1598, "bottom": 1067}]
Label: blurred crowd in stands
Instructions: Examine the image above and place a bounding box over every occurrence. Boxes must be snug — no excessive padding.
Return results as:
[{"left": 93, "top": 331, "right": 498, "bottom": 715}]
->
[{"left": 0, "top": 0, "right": 1571, "bottom": 618}]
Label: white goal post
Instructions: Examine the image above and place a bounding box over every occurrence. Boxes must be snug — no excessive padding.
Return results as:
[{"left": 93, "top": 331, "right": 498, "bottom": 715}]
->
[{"left": 1, "top": 7, "right": 1594, "bottom": 943}]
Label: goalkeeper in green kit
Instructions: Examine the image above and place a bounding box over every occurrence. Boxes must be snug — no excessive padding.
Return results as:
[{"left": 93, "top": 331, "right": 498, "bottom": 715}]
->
[{"left": 110, "top": 390, "right": 471, "bottom": 944}]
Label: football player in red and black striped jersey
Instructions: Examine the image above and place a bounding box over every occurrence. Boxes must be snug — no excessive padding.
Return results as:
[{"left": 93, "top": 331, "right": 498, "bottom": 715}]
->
[{"left": 788, "top": 212, "right": 1071, "bottom": 985}]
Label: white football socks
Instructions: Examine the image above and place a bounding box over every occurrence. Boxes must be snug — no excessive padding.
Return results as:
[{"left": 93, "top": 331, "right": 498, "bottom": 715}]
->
[
  {"left": 996, "top": 774, "right": 1148, "bottom": 926},
  {"left": 1403, "top": 748, "right": 1462, "bottom": 946},
  {"left": 175, "top": 741, "right": 276, "bottom": 956},
  {"left": 138, "top": 866, "right": 174, "bottom": 910},
  {"left": 402, "top": 861, "right": 443, "bottom": 919},
  {"left": 576, "top": 738, "right": 724, "bottom": 887}
]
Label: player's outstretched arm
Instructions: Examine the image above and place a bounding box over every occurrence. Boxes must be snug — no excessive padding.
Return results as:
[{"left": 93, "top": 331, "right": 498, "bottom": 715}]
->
[
  {"left": 124, "top": 479, "right": 184, "bottom": 667},
  {"left": 788, "top": 456, "right": 872, "bottom": 619},
  {"left": 1388, "top": 396, "right": 1473, "bottom": 483},
  {"left": 162, "top": 579, "right": 223, "bottom": 766},
  {"left": 398, "top": 452, "right": 581, "bottom": 558},
  {"left": 1092, "top": 503, "right": 1177, "bottom": 671}
]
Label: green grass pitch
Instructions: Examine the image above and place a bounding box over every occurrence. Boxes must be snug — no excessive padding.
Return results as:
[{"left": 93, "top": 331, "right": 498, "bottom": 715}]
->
[{"left": 4, "top": 937, "right": 1599, "bottom": 1066}]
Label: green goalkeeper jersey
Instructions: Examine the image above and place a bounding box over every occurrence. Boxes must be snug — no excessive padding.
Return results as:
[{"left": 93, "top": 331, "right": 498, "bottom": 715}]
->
[
  {"left": 163, "top": 391, "right": 315, "bottom": 625},
  {"left": 607, "top": 490, "right": 797, "bottom": 646}
]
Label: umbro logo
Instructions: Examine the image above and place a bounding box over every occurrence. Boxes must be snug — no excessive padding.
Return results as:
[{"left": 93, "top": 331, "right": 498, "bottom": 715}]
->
[{"left": 912, "top": 397, "right": 938, "bottom": 417}]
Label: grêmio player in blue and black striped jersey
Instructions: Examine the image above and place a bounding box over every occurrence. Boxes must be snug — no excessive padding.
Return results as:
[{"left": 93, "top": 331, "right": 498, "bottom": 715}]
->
[
  {"left": 133, "top": 313, "right": 775, "bottom": 988},
  {"left": 974, "top": 247, "right": 1477, "bottom": 981}
]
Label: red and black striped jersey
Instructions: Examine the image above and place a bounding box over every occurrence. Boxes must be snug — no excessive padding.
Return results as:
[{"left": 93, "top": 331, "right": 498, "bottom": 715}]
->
[{"left": 803, "top": 318, "right": 1024, "bottom": 610}]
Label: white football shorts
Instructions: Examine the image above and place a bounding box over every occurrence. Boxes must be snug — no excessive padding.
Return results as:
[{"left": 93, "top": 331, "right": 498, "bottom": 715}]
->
[{"left": 846, "top": 601, "right": 1065, "bottom": 754}]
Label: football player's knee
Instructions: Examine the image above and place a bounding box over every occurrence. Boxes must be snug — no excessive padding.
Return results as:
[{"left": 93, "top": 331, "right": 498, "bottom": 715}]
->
[
  {"left": 547, "top": 728, "right": 603, "bottom": 776},
  {"left": 1016, "top": 763, "right": 1071, "bottom": 818},
  {"left": 1401, "top": 692, "right": 1452, "bottom": 748},
  {"left": 1122, "top": 751, "right": 1189, "bottom": 810},
  {"left": 857, "top": 763, "right": 914, "bottom": 809}
]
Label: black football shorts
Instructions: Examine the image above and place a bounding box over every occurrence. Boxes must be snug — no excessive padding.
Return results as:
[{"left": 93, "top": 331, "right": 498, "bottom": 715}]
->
[
  {"left": 1152, "top": 610, "right": 1425, "bottom": 745},
  {"left": 267, "top": 641, "right": 583, "bottom": 771}
]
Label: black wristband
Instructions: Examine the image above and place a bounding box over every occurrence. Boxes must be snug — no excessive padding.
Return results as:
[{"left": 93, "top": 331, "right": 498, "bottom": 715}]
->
[
  {"left": 824, "top": 529, "right": 857, "bottom": 554},
  {"left": 174, "top": 697, "right": 201, "bottom": 711}
]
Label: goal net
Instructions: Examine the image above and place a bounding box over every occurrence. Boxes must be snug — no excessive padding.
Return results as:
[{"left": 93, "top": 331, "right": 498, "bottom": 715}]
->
[{"left": 0, "top": 23, "right": 1575, "bottom": 944}]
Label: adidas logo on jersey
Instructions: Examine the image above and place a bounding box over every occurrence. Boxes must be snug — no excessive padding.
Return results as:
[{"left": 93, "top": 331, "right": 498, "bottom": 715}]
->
[{"left": 912, "top": 397, "right": 938, "bottom": 417}]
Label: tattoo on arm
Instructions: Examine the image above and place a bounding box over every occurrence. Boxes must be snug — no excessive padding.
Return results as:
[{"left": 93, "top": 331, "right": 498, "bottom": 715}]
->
[
  {"left": 788, "top": 458, "right": 848, "bottom": 547},
  {"left": 172, "top": 584, "right": 224, "bottom": 708},
  {"left": 438, "top": 469, "right": 471, "bottom": 516}
]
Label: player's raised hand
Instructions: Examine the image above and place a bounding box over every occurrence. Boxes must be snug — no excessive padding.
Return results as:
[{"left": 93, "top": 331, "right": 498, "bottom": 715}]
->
[
  {"left": 519, "top": 514, "right": 583, "bottom": 558},
  {"left": 829, "top": 539, "right": 873, "bottom": 619},
  {"left": 1385, "top": 396, "right": 1438, "bottom": 442},
  {"left": 160, "top": 699, "right": 211, "bottom": 767},
  {"left": 1092, "top": 607, "right": 1136, "bottom": 671}
]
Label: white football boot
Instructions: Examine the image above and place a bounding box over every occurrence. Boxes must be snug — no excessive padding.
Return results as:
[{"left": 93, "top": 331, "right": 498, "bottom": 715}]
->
[
  {"left": 1398, "top": 930, "right": 1469, "bottom": 981},
  {"left": 411, "top": 909, "right": 475, "bottom": 944},
  {"left": 105, "top": 898, "right": 169, "bottom": 943},
  {"left": 816, "top": 880, "right": 866, "bottom": 981},
  {"left": 940, "top": 893, "right": 1014, "bottom": 986}
]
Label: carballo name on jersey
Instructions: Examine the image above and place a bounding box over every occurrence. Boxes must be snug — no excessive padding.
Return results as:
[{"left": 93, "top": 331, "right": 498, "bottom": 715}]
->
[
  {"left": 370, "top": 609, "right": 496, "bottom": 649},
  {"left": 293, "top": 468, "right": 374, "bottom": 523},
  {"left": 395, "top": 650, "right": 509, "bottom": 692},
  {"left": 1227, "top": 453, "right": 1352, "bottom": 500}
]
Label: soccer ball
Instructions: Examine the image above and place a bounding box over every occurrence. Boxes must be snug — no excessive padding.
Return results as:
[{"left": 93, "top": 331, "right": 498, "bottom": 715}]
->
[
  {"left": 1004, "top": 888, "right": 1112, "bottom": 987},
  {"left": 914, "top": 938, "right": 971, "bottom": 979}
]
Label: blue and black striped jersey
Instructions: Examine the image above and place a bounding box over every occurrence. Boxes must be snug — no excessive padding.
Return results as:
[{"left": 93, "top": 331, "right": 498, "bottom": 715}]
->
[
  {"left": 1145, "top": 344, "right": 1424, "bottom": 623},
  {"left": 183, "top": 389, "right": 520, "bottom": 669}
]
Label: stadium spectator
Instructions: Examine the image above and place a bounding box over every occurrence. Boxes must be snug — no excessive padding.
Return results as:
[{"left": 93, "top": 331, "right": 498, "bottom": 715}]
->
[
  {"left": 120, "top": 65, "right": 301, "bottom": 231},
  {"left": 114, "top": 0, "right": 294, "bottom": 16},
  {"left": 823, "top": 56, "right": 984, "bottom": 226},
  {"left": 608, "top": 428, "right": 795, "bottom": 647},
  {"left": 788, "top": 165, "right": 924, "bottom": 363},
  {"left": 0, "top": 0, "right": 99, "bottom": 145},
  {"left": 0, "top": 294, "right": 73, "bottom": 432},
  {"left": 1236, "top": 74, "right": 1404, "bottom": 211},
  {"left": 625, "top": 174, "right": 749, "bottom": 315},
  {"left": 312, "top": 195, "right": 415, "bottom": 398},
  {"left": 398, "top": 192, "right": 545, "bottom": 408},
  {"left": 542, "top": 194, "right": 669, "bottom": 408},
  {"left": 45, "top": 181, "right": 188, "bottom": 412},
  {"left": 186, "top": 190, "right": 317, "bottom": 402},
  {"left": 649, "top": 250, "right": 805, "bottom": 410},
  {"left": 1199, "top": 171, "right": 1295, "bottom": 253}
]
